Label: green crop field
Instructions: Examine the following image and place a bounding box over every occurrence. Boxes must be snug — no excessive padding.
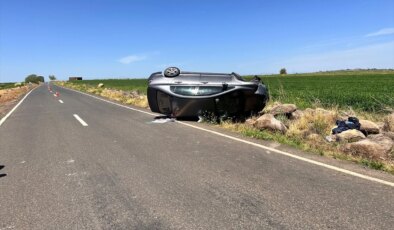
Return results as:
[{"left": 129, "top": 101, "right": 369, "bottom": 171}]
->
[
  {"left": 0, "top": 83, "right": 16, "bottom": 90},
  {"left": 69, "top": 72, "right": 394, "bottom": 113},
  {"left": 70, "top": 79, "right": 147, "bottom": 94},
  {"left": 259, "top": 73, "right": 394, "bottom": 113}
]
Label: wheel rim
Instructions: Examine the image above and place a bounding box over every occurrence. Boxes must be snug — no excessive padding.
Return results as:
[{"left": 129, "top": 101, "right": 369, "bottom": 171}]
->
[{"left": 165, "top": 67, "right": 179, "bottom": 77}]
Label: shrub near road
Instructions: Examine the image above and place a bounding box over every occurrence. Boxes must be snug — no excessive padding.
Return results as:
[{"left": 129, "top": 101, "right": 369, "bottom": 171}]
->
[{"left": 0, "top": 83, "right": 17, "bottom": 90}]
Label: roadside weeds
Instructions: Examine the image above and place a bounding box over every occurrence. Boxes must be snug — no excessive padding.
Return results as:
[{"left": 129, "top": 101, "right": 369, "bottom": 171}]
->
[
  {"left": 219, "top": 121, "right": 393, "bottom": 173},
  {"left": 0, "top": 84, "right": 38, "bottom": 119}
]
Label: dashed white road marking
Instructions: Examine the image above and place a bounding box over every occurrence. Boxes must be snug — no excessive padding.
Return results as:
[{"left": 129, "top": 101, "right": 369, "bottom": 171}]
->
[
  {"left": 73, "top": 114, "right": 88, "bottom": 126},
  {"left": 59, "top": 100, "right": 64, "bottom": 103},
  {"left": 0, "top": 87, "right": 37, "bottom": 127},
  {"left": 62, "top": 86, "right": 157, "bottom": 116},
  {"left": 60, "top": 85, "right": 394, "bottom": 187}
]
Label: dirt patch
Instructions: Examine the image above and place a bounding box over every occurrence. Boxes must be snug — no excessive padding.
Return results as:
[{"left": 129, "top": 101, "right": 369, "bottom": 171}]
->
[{"left": 0, "top": 85, "right": 36, "bottom": 119}]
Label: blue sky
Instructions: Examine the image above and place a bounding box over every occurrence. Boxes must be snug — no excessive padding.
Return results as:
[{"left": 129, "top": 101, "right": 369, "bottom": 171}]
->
[{"left": 1, "top": 0, "right": 394, "bottom": 82}]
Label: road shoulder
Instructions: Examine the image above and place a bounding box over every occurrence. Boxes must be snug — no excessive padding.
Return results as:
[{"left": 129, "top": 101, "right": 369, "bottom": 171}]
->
[{"left": 0, "top": 84, "right": 38, "bottom": 120}]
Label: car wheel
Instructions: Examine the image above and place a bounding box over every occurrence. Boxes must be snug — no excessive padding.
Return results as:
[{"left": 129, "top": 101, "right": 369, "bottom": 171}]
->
[{"left": 164, "top": 67, "right": 180, "bottom": 77}]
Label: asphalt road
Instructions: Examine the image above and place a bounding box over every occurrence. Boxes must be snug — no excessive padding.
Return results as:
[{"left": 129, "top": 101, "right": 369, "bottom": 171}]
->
[{"left": 0, "top": 84, "right": 393, "bottom": 230}]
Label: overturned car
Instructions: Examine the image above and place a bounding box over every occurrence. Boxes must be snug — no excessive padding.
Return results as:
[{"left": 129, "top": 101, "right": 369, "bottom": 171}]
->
[{"left": 147, "top": 67, "right": 269, "bottom": 119}]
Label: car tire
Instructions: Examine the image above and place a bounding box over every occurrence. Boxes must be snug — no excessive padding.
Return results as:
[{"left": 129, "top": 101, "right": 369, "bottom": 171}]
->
[{"left": 164, "top": 67, "right": 180, "bottom": 77}]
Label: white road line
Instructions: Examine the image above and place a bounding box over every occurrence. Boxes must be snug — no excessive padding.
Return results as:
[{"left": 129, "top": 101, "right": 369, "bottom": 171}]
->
[
  {"left": 62, "top": 87, "right": 157, "bottom": 116},
  {"left": 60, "top": 86, "right": 394, "bottom": 187},
  {"left": 177, "top": 121, "right": 394, "bottom": 187},
  {"left": 59, "top": 100, "right": 64, "bottom": 103},
  {"left": 73, "top": 114, "right": 88, "bottom": 126},
  {"left": 0, "top": 87, "right": 37, "bottom": 127}
]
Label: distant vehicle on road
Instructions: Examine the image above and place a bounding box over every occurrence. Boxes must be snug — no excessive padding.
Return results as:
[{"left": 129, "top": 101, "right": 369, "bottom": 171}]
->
[{"left": 147, "top": 67, "right": 269, "bottom": 119}]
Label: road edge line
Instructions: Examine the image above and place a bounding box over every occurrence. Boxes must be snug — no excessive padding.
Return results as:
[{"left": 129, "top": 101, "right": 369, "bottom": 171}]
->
[
  {"left": 177, "top": 121, "right": 394, "bottom": 187},
  {"left": 59, "top": 85, "right": 394, "bottom": 187},
  {"left": 0, "top": 86, "right": 38, "bottom": 127}
]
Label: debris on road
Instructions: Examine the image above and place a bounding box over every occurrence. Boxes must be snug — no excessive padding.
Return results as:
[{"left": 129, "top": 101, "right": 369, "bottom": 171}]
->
[
  {"left": 149, "top": 118, "right": 175, "bottom": 124},
  {"left": 0, "top": 165, "right": 6, "bottom": 178}
]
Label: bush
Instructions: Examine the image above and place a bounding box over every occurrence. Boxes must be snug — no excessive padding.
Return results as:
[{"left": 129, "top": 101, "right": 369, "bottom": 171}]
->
[{"left": 280, "top": 68, "right": 287, "bottom": 75}]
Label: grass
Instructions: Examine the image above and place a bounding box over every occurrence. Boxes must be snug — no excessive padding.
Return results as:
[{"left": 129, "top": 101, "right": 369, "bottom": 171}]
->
[
  {"left": 69, "top": 79, "right": 147, "bottom": 94},
  {"left": 361, "top": 159, "right": 384, "bottom": 170},
  {"left": 0, "top": 83, "right": 16, "bottom": 90},
  {"left": 70, "top": 72, "right": 394, "bottom": 113},
  {"left": 259, "top": 74, "right": 394, "bottom": 113}
]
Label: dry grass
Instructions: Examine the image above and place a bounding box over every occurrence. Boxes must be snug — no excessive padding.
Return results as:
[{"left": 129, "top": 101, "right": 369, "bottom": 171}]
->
[
  {"left": 218, "top": 119, "right": 394, "bottom": 173},
  {"left": 218, "top": 106, "right": 394, "bottom": 173},
  {"left": 59, "top": 82, "right": 149, "bottom": 108},
  {"left": 0, "top": 84, "right": 37, "bottom": 118},
  {"left": 0, "top": 85, "right": 32, "bottom": 103},
  {"left": 287, "top": 108, "right": 338, "bottom": 138}
]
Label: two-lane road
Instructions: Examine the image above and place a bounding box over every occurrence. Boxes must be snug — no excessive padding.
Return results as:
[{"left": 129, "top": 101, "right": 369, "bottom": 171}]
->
[{"left": 0, "top": 84, "right": 393, "bottom": 229}]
